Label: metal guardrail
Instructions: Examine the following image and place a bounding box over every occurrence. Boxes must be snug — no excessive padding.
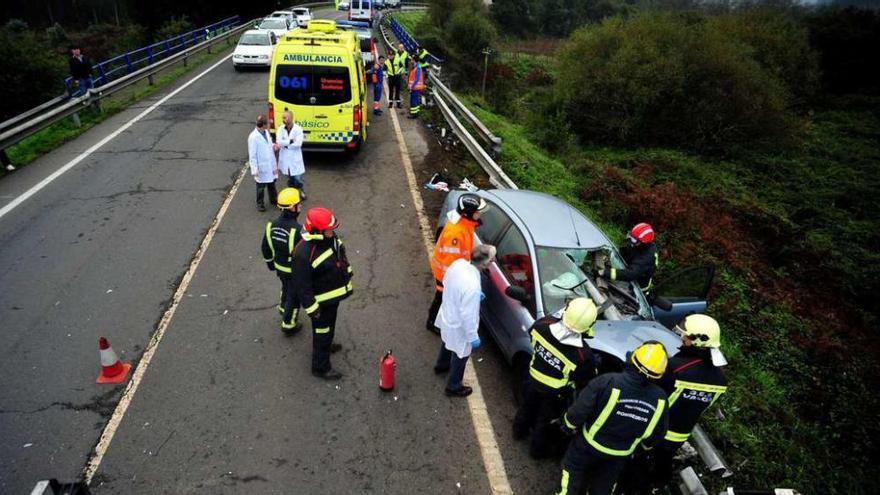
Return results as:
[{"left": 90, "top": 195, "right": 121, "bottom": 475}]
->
[
  {"left": 430, "top": 75, "right": 502, "bottom": 155},
  {"left": 0, "top": 19, "right": 256, "bottom": 153},
  {"left": 62, "top": 16, "right": 241, "bottom": 95}
]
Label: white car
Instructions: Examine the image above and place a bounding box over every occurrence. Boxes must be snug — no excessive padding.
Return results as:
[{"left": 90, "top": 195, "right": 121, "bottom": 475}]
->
[
  {"left": 257, "top": 17, "right": 292, "bottom": 40},
  {"left": 232, "top": 30, "right": 276, "bottom": 70},
  {"left": 268, "top": 10, "right": 295, "bottom": 24},
  {"left": 292, "top": 7, "right": 312, "bottom": 27},
  {"left": 338, "top": 0, "right": 350, "bottom": 11},
  {"left": 349, "top": 0, "right": 373, "bottom": 26}
]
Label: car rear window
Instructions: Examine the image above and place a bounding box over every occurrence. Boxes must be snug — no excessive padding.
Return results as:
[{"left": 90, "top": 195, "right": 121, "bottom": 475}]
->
[
  {"left": 293, "top": 9, "right": 308, "bottom": 15},
  {"left": 275, "top": 65, "right": 352, "bottom": 106},
  {"left": 239, "top": 33, "right": 270, "bottom": 46},
  {"left": 260, "top": 19, "right": 288, "bottom": 29}
]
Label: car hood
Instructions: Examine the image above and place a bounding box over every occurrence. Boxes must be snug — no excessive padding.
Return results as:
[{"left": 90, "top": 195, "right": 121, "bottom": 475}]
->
[
  {"left": 589, "top": 320, "right": 681, "bottom": 362},
  {"left": 234, "top": 45, "right": 273, "bottom": 56}
]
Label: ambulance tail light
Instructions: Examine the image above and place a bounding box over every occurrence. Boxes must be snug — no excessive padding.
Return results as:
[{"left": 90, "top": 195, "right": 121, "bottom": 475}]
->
[
  {"left": 353, "top": 105, "right": 361, "bottom": 133},
  {"left": 267, "top": 102, "right": 275, "bottom": 130}
]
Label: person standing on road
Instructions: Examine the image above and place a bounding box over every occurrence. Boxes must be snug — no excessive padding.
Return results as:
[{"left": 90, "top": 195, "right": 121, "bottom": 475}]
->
[
  {"left": 248, "top": 115, "right": 278, "bottom": 211},
  {"left": 391, "top": 44, "right": 409, "bottom": 109},
  {"left": 433, "top": 244, "right": 496, "bottom": 397},
  {"left": 426, "top": 194, "right": 488, "bottom": 333},
  {"left": 367, "top": 55, "right": 385, "bottom": 116},
  {"left": 554, "top": 341, "right": 670, "bottom": 495},
  {"left": 600, "top": 223, "right": 659, "bottom": 293},
  {"left": 277, "top": 110, "right": 306, "bottom": 198},
  {"left": 622, "top": 314, "right": 729, "bottom": 493},
  {"left": 384, "top": 51, "right": 398, "bottom": 110},
  {"left": 261, "top": 188, "right": 304, "bottom": 334},
  {"left": 69, "top": 45, "right": 92, "bottom": 97},
  {"left": 293, "top": 207, "right": 353, "bottom": 380},
  {"left": 407, "top": 55, "right": 425, "bottom": 119},
  {"left": 512, "top": 297, "right": 598, "bottom": 459}
]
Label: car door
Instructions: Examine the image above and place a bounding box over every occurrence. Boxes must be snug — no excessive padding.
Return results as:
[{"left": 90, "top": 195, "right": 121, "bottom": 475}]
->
[
  {"left": 650, "top": 266, "right": 715, "bottom": 328},
  {"left": 482, "top": 221, "right": 537, "bottom": 361}
]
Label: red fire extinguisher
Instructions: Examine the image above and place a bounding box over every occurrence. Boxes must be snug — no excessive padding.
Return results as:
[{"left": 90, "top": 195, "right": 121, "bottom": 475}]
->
[{"left": 379, "top": 350, "right": 396, "bottom": 391}]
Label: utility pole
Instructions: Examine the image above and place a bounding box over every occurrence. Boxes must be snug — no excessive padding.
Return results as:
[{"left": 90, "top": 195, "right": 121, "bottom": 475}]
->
[{"left": 481, "top": 47, "right": 492, "bottom": 99}]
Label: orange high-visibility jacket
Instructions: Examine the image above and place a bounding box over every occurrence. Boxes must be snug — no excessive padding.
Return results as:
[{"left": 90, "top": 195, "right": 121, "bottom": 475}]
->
[{"left": 430, "top": 211, "right": 478, "bottom": 287}]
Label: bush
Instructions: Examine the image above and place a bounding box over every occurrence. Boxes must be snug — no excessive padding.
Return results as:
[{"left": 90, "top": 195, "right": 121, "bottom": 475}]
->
[
  {"left": 555, "top": 12, "right": 797, "bottom": 152},
  {"left": 806, "top": 7, "right": 880, "bottom": 95},
  {"left": 441, "top": 6, "right": 497, "bottom": 85},
  {"left": 0, "top": 25, "right": 67, "bottom": 121},
  {"left": 154, "top": 16, "right": 194, "bottom": 42}
]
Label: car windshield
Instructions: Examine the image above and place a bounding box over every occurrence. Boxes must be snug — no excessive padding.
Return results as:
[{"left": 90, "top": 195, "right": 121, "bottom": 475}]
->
[
  {"left": 238, "top": 33, "right": 270, "bottom": 46},
  {"left": 536, "top": 246, "right": 651, "bottom": 318},
  {"left": 293, "top": 9, "right": 308, "bottom": 15},
  {"left": 260, "top": 19, "right": 287, "bottom": 29}
]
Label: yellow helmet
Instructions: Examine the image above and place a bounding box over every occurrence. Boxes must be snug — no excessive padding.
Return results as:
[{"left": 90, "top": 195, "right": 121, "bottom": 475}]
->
[
  {"left": 277, "top": 188, "right": 302, "bottom": 209},
  {"left": 678, "top": 314, "right": 721, "bottom": 348},
  {"left": 630, "top": 341, "right": 668, "bottom": 379},
  {"left": 562, "top": 297, "right": 598, "bottom": 337}
]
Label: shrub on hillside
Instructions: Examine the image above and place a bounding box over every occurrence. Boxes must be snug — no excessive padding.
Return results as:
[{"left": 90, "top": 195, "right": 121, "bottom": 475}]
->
[
  {"left": 555, "top": 13, "right": 797, "bottom": 152},
  {"left": 806, "top": 7, "right": 880, "bottom": 95},
  {"left": 0, "top": 23, "right": 67, "bottom": 121},
  {"left": 154, "top": 16, "right": 194, "bottom": 42},
  {"left": 442, "top": 7, "right": 497, "bottom": 85}
]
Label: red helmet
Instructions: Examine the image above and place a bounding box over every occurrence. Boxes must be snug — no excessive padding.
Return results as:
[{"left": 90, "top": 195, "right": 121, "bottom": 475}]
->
[
  {"left": 304, "top": 207, "right": 339, "bottom": 232},
  {"left": 629, "top": 222, "right": 655, "bottom": 244}
]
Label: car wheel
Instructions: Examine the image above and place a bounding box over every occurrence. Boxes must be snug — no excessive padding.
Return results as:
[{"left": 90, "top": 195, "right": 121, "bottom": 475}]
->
[
  {"left": 512, "top": 352, "right": 530, "bottom": 406},
  {"left": 233, "top": 64, "right": 241, "bottom": 72}
]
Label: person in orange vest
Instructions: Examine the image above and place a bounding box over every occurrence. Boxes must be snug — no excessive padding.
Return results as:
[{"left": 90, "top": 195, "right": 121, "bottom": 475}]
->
[
  {"left": 366, "top": 55, "right": 385, "bottom": 116},
  {"left": 426, "top": 194, "right": 488, "bottom": 333},
  {"left": 407, "top": 56, "right": 425, "bottom": 119}
]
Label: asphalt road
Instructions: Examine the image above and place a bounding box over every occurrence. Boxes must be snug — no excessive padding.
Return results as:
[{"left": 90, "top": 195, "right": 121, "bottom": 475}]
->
[{"left": 0, "top": 8, "right": 558, "bottom": 494}]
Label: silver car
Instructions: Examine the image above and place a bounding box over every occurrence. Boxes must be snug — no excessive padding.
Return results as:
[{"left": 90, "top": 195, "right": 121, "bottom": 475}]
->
[{"left": 438, "top": 189, "right": 714, "bottom": 394}]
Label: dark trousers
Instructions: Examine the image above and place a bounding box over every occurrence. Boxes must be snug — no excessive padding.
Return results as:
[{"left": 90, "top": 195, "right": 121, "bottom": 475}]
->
[
  {"left": 513, "top": 381, "right": 571, "bottom": 458},
  {"left": 310, "top": 303, "right": 339, "bottom": 373},
  {"left": 616, "top": 438, "right": 680, "bottom": 494},
  {"left": 388, "top": 76, "right": 401, "bottom": 105},
  {"left": 256, "top": 181, "right": 277, "bottom": 207},
  {"left": 278, "top": 274, "right": 299, "bottom": 327},
  {"left": 557, "top": 437, "right": 626, "bottom": 495},
  {"left": 286, "top": 174, "right": 305, "bottom": 194},
  {"left": 426, "top": 285, "right": 443, "bottom": 330},
  {"left": 435, "top": 343, "right": 469, "bottom": 391}
]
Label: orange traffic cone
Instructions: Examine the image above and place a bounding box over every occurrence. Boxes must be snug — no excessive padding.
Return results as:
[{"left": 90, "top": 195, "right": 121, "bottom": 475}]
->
[{"left": 96, "top": 337, "right": 131, "bottom": 384}]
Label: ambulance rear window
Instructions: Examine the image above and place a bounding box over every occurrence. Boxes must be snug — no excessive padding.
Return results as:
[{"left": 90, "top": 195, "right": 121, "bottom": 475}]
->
[{"left": 275, "top": 65, "right": 351, "bottom": 106}]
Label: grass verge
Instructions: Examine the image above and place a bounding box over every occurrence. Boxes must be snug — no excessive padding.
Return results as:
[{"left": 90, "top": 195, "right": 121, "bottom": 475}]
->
[{"left": 3, "top": 43, "right": 234, "bottom": 176}]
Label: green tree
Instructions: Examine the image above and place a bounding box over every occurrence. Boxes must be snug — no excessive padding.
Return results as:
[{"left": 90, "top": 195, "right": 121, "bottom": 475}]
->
[{"left": 0, "top": 21, "right": 67, "bottom": 121}]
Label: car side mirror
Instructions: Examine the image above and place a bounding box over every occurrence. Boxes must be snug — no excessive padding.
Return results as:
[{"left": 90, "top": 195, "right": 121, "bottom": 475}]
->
[{"left": 505, "top": 285, "right": 530, "bottom": 305}]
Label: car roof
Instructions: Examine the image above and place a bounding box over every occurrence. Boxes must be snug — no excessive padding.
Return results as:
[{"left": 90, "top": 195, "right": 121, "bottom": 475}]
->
[
  {"left": 242, "top": 30, "right": 269, "bottom": 36},
  {"left": 271, "top": 10, "right": 293, "bottom": 14},
  {"left": 483, "top": 189, "right": 612, "bottom": 249}
]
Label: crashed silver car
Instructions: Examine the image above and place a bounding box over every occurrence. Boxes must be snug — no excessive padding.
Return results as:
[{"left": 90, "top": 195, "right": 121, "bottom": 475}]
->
[{"left": 438, "top": 189, "right": 714, "bottom": 394}]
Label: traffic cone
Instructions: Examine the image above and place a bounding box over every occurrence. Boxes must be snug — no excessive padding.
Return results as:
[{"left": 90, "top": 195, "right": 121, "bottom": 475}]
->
[{"left": 96, "top": 337, "right": 131, "bottom": 384}]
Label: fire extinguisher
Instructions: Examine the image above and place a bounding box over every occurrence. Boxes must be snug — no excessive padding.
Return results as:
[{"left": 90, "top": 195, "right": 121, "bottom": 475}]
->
[{"left": 379, "top": 350, "right": 396, "bottom": 391}]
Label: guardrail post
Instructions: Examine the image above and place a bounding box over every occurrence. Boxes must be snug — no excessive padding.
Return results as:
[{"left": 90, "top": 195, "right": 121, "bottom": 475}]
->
[
  {"left": 71, "top": 111, "right": 81, "bottom": 127},
  {"left": 164, "top": 40, "right": 171, "bottom": 57},
  {"left": 97, "top": 64, "right": 108, "bottom": 86},
  {"left": 147, "top": 47, "right": 155, "bottom": 85},
  {"left": 124, "top": 53, "right": 133, "bottom": 74}
]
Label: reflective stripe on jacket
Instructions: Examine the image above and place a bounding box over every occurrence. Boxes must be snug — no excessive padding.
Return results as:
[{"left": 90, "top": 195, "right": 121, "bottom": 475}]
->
[
  {"left": 292, "top": 232, "right": 353, "bottom": 314},
  {"left": 430, "top": 210, "right": 478, "bottom": 285},
  {"left": 408, "top": 63, "right": 425, "bottom": 91},
  {"left": 659, "top": 348, "right": 728, "bottom": 443},
  {"left": 528, "top": 317, "right": 596, "bottom": 391},
  {"left": 260, "top": 211, "right": 301, "bottom": 273},
  {"left": 611, "top": 242, "right": 659, "bottom": 292},
  {"left": 563, "top": 369, "right": 669, "bottom": 458}
]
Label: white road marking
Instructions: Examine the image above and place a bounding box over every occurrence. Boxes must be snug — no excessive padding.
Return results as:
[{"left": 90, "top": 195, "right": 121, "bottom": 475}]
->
[
  {"left": 83, "top": 165, "right": 247, "bottom": 484},
  {"left": 0, "top": 53, "right": 234, "bottom": 222},
  {"left": 386, "top": 91, "right": 514, "bottom": 494}
]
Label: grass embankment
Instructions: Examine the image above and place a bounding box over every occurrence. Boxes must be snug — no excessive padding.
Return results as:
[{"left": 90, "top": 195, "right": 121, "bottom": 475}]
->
[
  {"left": 3, "top": 43, "right": 233, "bottom": 175},
  {"left": 458, "top": 85, "right": 879, "bottom": 492},
  {"left": 389, "top": 11, "right": 425, "bottom": 35}
]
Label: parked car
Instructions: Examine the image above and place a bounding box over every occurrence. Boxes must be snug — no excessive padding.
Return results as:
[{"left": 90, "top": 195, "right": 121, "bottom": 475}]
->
[
  {"left": 268, "top": 10, "right": 295, "bottom": 25},
  {"left": 438, "top": 189, "right": 715, "bottom": 397},
  {"left": 385, "top": 0, "right": 400, "bottom": 8},
  {"left": 257, "top": 17, "right": 293, "bottom": 39},
  {"left": 338, "top": 0, "right": 351, "bottom": 10},
  {"left": 338, "top": 21, "right": 376, "bottom": 65},
  {"left": 232, "top": 30, "right": 276, "bottom": 70},
  {"left": 349, "top": 0, "right": 374, "bottom": 26},
  {"left": 292, "top": 7, "right": 312, "bottom": 27},
  {"left": 373, "top": 0, "right": 385, "bottom": 9}
]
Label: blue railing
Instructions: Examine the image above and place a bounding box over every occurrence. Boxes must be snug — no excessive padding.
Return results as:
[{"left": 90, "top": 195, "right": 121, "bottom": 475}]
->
[
  {"left": 388, "top": 17, "right": 443, "bottom": 65},
  {"left": 64, "top": 15, "right": 241, "bottom": 95}
]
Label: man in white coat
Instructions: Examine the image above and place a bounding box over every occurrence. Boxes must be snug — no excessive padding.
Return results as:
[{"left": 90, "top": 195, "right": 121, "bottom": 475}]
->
[
  {"left": 434, "top": 244, "right": 496, "bottom": 397},
  {"left": 277, "top": 110, "right": 306, "bottom": 197},
  {"left": 248, "top": 114, "right": 278, "bottom": 211}
]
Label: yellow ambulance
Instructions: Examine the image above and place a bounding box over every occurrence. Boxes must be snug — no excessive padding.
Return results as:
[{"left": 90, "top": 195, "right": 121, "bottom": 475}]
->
[{"left": 268, "top": 20, "right": 368, "bottom": 152}]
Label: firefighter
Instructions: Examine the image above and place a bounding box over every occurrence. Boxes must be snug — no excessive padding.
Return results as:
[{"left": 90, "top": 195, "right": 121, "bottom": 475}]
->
[
  {"left": 554, "top": 341, "right": 670, "bottom": 495},
  {"left": 650, "top": 314, "right": 728, "bottom": 489},
  {"left": 260, "top": 188, "right": 303, "bottom": 334},
  {"left": 407, "top": 56, "right": 425, "bottom": 118},
  {"left": 293, "top": 207, "right": 353, "bottom": 380},
  {"left": 601, "top": 223, "right": 658, "bottom": 293},
  {"left": 425, "top": 194, "right": 488, "bottom": 334},
  {"left": 512, "top": 297, "right": 599, "bottom": 459}
]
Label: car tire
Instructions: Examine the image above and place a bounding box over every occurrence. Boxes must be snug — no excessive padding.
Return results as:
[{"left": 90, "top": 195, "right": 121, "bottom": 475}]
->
[
  {"left": 233, "top": 64, "right": 241, "bottom": 72},
  {"left": 512, "top": 352, "right": 531, "bottom": 406}
]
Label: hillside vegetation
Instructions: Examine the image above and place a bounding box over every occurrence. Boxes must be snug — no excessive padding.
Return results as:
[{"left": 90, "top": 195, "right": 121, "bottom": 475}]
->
[{"left": 412, "top": 1, "right": 880, "bottom": 492}]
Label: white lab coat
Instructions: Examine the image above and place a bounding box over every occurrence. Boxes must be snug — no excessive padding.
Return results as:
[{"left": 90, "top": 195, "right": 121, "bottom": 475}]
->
[
  {"left": 247, "top": 127, "right": 277, "bottom": 184},
  {"left": 436, "top": 258, "right": 482, "bottom": 358},
  {"left": 277, "top": 123, "right": 305, "bottom": 177}
]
